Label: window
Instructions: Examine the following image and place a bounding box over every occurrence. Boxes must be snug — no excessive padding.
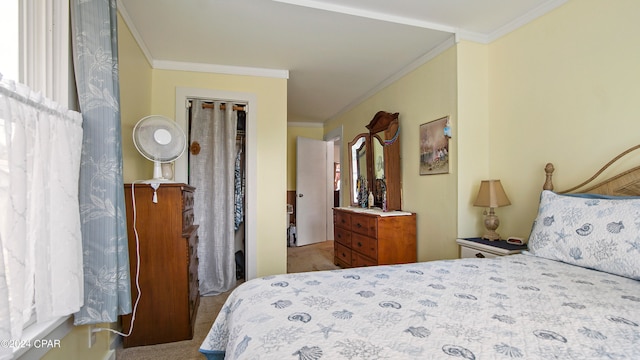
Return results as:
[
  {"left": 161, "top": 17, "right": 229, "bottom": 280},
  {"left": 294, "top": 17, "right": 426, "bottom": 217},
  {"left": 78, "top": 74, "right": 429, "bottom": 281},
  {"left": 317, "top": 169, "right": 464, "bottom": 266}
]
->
[
  {"left": 0, "top": 0, "right": 72, "bottom": 107},
  {"left": 0, "top": 1, "right": 77, "bottom": 358},
  {"left": 0, "top": 1, "right": 19, "bottom": 81}
]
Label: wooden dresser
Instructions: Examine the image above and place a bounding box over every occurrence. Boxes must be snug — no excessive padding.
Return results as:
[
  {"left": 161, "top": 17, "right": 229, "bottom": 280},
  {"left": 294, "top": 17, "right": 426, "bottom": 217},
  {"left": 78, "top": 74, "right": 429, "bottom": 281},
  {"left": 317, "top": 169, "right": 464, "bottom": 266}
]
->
[
  {"left": 122, "top": 183, "right": 199, "bottom": 347},
  {"left": 333, "top": 207, "right": 416, "bottom": 268}
]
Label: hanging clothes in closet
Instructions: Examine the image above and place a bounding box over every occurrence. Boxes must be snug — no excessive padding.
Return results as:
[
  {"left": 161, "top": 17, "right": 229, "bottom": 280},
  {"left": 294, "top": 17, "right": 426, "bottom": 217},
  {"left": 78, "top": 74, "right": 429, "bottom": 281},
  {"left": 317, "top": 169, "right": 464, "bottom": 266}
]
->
[{"left": 234, "top": 111, "right": 245, "bottom": 231}]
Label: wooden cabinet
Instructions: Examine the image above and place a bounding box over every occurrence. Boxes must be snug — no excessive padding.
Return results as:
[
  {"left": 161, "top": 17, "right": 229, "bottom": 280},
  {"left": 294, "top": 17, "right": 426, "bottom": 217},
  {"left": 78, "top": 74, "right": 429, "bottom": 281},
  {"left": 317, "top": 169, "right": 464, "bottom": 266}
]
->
[
  {"left": 122, "top": 183, "right": 199, "bottom": 347},
  {"left": 333, "top": 208, "right": 416, "bottom": 268}
]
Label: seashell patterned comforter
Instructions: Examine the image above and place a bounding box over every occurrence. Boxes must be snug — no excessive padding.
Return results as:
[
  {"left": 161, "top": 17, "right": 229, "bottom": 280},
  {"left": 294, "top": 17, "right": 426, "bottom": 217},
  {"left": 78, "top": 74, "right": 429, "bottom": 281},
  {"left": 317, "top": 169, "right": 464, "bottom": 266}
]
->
[{"left": 200, "top": 253, "right": 640, "bottom": 359}]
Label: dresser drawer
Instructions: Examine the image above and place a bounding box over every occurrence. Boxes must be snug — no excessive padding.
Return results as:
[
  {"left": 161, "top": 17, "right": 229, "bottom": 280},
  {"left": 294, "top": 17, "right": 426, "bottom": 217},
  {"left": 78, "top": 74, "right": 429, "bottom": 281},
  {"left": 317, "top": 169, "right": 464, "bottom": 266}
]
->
[
  {"left": 334, "top": 210, "right": 351, "bottom": 229},
  {"left": 352, "top": 252, "right": 376, "bottom": 267},
  {"left": 334, "top": 226, "right": 352, "bottom": 247},
  {"left": 334, "top": 242, "right": 352, "bottom": 266},
  {"left": 351, "top": 233, "right": 377, "bottom": 260},
  {"left": 351, "top": 214, "right": 377, "bottom": 238},
  {"left": 182, "top": 189, "right": 194, "bottom": 211},
  {"left": 460, "top": 246, "right": 499, "bottom": 259},
  {"left": 183, "top": 208, "right": 194, "bottom": 231},
  {"left": 189, "top": 261, "right": 199, "bottom": 293}
]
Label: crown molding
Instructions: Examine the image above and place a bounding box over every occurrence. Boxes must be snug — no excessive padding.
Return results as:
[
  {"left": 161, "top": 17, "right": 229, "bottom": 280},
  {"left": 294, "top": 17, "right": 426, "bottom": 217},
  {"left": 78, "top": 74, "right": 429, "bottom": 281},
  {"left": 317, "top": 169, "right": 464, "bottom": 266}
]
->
[
  {"left": 327, "top": 35, "right": 456, "bottom": 122},
  {"left": 153, "top": 60, "right": 289, "bottom": 79},
  {"left": 117, "top": 0, "right": 289, "bottom": 79},
  {"left": 272, "top": 0, "right": 457, "bottom": 33},
  {"left": 288, "top": 121, "right": 324, "bottom": 128},
  {"left": 486, "top": 0, "right": 568, "bottom": 42}
]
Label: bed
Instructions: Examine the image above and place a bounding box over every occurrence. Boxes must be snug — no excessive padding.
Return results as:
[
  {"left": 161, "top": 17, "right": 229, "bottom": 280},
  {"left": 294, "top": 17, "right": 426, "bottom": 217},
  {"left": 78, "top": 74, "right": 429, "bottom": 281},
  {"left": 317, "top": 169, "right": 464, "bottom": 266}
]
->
[{"left": 200, "top": 147, "right": 640, "bottom": 360}]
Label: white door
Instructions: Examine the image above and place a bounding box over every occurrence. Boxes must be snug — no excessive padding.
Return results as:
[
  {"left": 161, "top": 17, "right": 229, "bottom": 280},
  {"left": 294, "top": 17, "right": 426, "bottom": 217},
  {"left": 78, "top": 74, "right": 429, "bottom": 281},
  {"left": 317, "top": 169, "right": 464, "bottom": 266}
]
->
[{"left": 296, "top": 136, "right": 328, "bottom": 246}]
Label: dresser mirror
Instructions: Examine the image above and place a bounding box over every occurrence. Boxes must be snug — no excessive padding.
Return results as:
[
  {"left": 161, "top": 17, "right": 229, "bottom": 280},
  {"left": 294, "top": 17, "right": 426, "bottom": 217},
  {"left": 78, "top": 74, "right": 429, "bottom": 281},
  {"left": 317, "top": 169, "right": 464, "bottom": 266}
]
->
[
  {"left": 348, "top": 133, "right": 369, "bottom": 206},
  {"left": 371, "top": 134, "right": 385, "bottom": 206},
  {"left": 348, "top": 111, "right": 402, "bottom": 210}
]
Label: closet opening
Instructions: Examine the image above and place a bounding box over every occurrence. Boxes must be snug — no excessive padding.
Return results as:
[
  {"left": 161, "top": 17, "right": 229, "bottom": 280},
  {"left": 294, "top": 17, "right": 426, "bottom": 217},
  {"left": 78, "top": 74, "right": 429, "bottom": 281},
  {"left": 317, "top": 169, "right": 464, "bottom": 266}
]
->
[{"left": 186, "top": 98, "right": 247, "bottom": 295}]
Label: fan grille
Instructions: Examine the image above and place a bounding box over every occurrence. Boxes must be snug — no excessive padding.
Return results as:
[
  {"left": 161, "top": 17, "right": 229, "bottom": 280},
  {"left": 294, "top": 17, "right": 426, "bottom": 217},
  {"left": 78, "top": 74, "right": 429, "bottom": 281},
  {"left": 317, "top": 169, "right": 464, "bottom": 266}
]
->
[{"left": 133, "top": 115, "right": 186, "bottom": 162}]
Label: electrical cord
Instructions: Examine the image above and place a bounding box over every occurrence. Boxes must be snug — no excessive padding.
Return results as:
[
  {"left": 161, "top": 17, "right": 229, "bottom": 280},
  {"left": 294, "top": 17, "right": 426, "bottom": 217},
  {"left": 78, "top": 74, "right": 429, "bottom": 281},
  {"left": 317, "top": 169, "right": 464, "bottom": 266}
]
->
[{"left": 92, "top": 180, "right": 150, "bottom": 337}]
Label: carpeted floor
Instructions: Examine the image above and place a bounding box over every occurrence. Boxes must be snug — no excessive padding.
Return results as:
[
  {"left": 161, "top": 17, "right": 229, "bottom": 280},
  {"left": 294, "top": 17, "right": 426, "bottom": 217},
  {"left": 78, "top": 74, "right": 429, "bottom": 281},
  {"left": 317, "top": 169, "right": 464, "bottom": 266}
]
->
[
  {"left": 287, "top": 239, "right": 340, "bottom": 273},
  {"left": 116, "top": 240, "right": 338, "bottom": 360}
]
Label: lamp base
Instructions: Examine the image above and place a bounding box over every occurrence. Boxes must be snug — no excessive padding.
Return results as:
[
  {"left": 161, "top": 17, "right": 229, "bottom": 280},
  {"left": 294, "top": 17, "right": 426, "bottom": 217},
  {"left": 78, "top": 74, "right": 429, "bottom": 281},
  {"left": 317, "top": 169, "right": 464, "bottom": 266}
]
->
[
  {"left": 481, "top": 231, "right": 501, "bottom": 241},
  {"left": 482, "top": 208, "right": 502, "bottom": 241}
]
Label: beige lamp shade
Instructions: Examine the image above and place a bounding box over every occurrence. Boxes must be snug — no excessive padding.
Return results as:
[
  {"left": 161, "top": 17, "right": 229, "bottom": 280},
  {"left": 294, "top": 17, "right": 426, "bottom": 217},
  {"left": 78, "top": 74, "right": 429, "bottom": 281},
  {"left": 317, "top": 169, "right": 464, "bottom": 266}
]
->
[
  {"left": 473, "top": 180, "right": 511, "bottom": 208},
  {"left": 473, "top": 180, "right": 510, "bottom": 241}
]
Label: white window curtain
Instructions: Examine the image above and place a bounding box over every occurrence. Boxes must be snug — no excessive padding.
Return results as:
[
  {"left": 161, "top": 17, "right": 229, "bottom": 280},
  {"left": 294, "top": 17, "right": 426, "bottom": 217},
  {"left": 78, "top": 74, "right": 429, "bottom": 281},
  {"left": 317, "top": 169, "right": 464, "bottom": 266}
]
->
[{"left": 0, "top": 74, "right": 84, "bottom": 354}]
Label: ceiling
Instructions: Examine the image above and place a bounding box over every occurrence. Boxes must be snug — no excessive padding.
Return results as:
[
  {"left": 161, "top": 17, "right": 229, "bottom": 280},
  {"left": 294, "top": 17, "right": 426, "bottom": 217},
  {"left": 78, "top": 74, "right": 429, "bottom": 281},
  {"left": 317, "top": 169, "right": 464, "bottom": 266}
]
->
[{"left": 117, "top": 0, "right": 566, "bottom": 124}]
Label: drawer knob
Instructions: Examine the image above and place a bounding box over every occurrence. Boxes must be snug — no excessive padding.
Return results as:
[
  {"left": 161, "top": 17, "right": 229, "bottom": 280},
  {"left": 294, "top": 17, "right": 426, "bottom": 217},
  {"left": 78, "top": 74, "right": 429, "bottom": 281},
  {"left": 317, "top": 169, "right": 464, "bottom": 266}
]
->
[{"left": 475, "top": 252, "right": 485, "bottom": 258}]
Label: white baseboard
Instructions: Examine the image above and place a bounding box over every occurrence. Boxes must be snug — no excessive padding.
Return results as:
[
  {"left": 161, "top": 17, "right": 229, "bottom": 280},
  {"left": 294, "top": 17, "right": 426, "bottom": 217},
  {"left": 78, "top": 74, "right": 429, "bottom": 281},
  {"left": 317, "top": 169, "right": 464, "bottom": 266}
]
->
[{"left": 103, "top": 349, "right": 116, "bottom": 360}]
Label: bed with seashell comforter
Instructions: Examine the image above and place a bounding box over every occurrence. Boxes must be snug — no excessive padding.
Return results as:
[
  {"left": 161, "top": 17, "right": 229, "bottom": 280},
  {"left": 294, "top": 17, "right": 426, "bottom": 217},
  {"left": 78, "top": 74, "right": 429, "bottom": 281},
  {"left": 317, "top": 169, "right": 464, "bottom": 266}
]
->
[{"left": 200, "top": 147, "right": 640, "bottom": 360}]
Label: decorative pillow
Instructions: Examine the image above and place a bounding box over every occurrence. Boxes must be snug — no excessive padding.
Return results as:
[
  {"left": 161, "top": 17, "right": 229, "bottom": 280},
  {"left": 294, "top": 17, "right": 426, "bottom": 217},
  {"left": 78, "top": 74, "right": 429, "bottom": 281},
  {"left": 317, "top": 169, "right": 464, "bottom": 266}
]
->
[{"left": 527, "top": 190, "right": 640, "bottom": 280}]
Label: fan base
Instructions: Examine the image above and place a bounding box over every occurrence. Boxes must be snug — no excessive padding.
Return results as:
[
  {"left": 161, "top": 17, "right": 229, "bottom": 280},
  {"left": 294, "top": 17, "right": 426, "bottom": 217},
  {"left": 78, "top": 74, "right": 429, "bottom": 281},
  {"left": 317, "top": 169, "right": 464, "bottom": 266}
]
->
[{"left": 140, "top": 178, "right": 178, "bottom": 184}]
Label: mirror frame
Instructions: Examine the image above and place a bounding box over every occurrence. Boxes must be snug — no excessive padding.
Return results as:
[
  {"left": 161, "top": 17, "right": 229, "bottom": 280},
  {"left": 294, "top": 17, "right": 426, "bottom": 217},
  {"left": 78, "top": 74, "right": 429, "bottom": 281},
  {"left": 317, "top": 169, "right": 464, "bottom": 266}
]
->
[
  {"left": 348, "top": 111, "right": 402, "bottom": 210},
  {"left": 348, "top": 133, "right": 370, "bottom": 206}
]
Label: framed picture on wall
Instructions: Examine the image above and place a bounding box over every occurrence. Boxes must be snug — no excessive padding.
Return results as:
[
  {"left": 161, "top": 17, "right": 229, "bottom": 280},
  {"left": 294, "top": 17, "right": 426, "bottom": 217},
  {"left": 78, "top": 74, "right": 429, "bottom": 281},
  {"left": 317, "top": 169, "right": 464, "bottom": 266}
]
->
[{"left": 419, "top": 116, "right": 450, "bottom": 175}]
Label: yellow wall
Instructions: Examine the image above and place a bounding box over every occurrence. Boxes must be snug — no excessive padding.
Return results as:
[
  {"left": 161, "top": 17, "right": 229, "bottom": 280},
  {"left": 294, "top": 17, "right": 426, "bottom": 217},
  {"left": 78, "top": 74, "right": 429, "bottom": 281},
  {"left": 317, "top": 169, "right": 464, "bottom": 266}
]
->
[
  {"left": 456, "top": 41, "right": 490, "bottom": 238},
  {"left": 484, "top": 0, "right": 640, "bottom": 239},
  {"left": 41, "top": 325, "right": 113, "bottom": 360},
  {"left": 118, "top": 12, "right": 153, "bottom": 183},
  {"left": 325, "top": 45, "right": 459, "bottom": 261},
  {"left": 149, "top": 69, "right": 288, "bottom": 276},
  {"left": 287, "top": 125, "right": 325, "bottom": 190}
]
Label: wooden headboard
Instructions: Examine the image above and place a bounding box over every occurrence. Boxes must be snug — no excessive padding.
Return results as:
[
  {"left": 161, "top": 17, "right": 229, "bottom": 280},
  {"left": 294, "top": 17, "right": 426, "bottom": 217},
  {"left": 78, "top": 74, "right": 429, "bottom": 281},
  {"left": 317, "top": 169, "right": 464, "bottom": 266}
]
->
[{"left": 543, "top": 144, "right": 640, "bottom": 196}]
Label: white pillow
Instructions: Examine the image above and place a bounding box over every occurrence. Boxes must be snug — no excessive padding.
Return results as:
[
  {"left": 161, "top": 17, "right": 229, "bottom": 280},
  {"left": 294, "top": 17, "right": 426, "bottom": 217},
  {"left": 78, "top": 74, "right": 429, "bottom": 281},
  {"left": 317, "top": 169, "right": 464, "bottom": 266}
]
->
[{"left": 527, "top": 190, "right": 640, "bottom": 280}]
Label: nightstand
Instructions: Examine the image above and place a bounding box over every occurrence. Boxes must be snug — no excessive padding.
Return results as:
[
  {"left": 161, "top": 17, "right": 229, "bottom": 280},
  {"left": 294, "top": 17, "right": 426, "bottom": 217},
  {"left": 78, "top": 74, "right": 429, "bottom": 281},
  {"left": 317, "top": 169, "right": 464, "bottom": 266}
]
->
[{"left": 456, "top": 237, "right": 527, "bottom": 259}]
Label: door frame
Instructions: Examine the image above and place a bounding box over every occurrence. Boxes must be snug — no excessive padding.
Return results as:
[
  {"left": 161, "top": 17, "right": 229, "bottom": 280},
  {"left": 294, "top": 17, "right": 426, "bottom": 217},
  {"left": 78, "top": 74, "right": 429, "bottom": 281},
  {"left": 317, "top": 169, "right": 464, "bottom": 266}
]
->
[
  {"left": 175, "top": 87, "right": 258, "bottom": 280},
  {"left": 324, "top": 125, "right": 343, "bottom": 240}
]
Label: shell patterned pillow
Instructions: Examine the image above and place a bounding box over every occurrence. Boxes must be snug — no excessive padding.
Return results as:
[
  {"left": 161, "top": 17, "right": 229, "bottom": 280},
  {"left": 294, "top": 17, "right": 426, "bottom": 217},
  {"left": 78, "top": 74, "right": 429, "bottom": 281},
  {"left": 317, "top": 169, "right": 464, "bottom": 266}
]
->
[{"left": 527, "top": 190, "right": 640, "bottom": 280}]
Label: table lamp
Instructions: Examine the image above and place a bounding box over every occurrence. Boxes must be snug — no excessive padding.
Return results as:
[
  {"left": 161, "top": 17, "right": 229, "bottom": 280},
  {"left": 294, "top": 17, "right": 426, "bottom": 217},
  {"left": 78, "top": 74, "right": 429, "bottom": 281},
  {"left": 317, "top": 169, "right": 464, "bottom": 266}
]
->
[{"left": 473, "top": 180, "right": 511, "bottom": 241}]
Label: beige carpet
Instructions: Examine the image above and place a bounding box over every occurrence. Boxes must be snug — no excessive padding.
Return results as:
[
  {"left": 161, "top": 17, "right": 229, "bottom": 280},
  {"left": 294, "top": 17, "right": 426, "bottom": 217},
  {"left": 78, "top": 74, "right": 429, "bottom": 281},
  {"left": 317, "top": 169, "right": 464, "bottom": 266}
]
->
[
  {"left": 116, "top": 240, "right": 338, "bottom": 360},
  {"left": 287, "top": 239, "right": 340, "bottom": 273}
]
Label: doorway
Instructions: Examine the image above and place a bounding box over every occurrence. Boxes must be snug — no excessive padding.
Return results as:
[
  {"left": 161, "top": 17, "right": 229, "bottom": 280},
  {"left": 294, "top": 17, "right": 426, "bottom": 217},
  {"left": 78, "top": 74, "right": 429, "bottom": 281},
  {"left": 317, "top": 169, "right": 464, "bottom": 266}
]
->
[
  {"left": 189, "top": 99, "right": 246, "bottom": 295},
  {"left": 286, "top": 126, "right": 342, "bottom": 273},
  {"left": 175, "top": 87, "right": 257, "bottom": 281}
]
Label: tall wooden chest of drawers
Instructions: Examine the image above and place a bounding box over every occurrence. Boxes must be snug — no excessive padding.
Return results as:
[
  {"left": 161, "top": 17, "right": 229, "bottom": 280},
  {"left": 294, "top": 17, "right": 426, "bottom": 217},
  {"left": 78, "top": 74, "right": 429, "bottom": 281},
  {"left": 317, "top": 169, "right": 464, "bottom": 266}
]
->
[
  {"left": 122, "top": 183, "right": 199, "bottom": 347},
  {"left": 333, "top": 208, "right": 416, "bottom": 268}
]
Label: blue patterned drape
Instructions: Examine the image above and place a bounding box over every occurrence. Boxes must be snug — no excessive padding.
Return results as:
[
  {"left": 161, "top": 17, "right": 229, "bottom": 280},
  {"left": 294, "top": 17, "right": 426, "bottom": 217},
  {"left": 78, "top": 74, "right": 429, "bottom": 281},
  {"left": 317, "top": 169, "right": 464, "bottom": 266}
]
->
[{"left": 71, "top": 0, "right": 132, "bottom": 325}]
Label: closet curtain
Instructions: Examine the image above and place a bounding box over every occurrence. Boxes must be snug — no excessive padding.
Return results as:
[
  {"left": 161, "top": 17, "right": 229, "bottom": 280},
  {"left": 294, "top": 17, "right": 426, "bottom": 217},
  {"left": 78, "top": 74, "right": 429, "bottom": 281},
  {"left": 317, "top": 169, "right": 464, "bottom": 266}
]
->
[
  {"left": 71, "top": 0, "right": 132, "bottom": 325},
  {"left": 191, "top": 100, "right": 238, "bottom": 296}
]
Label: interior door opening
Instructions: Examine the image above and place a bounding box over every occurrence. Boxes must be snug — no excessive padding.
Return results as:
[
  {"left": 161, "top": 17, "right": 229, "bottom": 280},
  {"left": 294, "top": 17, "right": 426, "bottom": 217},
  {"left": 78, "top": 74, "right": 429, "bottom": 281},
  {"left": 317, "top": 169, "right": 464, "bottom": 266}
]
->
[
  {"left": 187, "top": 100, "right": 247, "bottom": 286},
  {"left": 175, "top": 87, "right": 257, "bottom": 281}
]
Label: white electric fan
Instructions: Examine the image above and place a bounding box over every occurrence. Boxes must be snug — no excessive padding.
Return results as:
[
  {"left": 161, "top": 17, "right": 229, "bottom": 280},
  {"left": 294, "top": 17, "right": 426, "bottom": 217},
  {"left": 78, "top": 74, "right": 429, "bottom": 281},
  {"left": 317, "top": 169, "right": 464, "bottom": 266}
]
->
[{"left": 132, "top": 115, "right": 186, "bottom": 183}]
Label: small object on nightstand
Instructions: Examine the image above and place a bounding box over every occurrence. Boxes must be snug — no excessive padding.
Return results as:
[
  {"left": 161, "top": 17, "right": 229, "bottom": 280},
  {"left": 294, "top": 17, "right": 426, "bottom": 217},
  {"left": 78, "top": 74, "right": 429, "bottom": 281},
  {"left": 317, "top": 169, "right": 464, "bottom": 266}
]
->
[
  {"left": 506, "top": 236, "right": 527, "bottom": 245},
  {"left": 457, "top": 237, "right": 527, "bottom": 259}
]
